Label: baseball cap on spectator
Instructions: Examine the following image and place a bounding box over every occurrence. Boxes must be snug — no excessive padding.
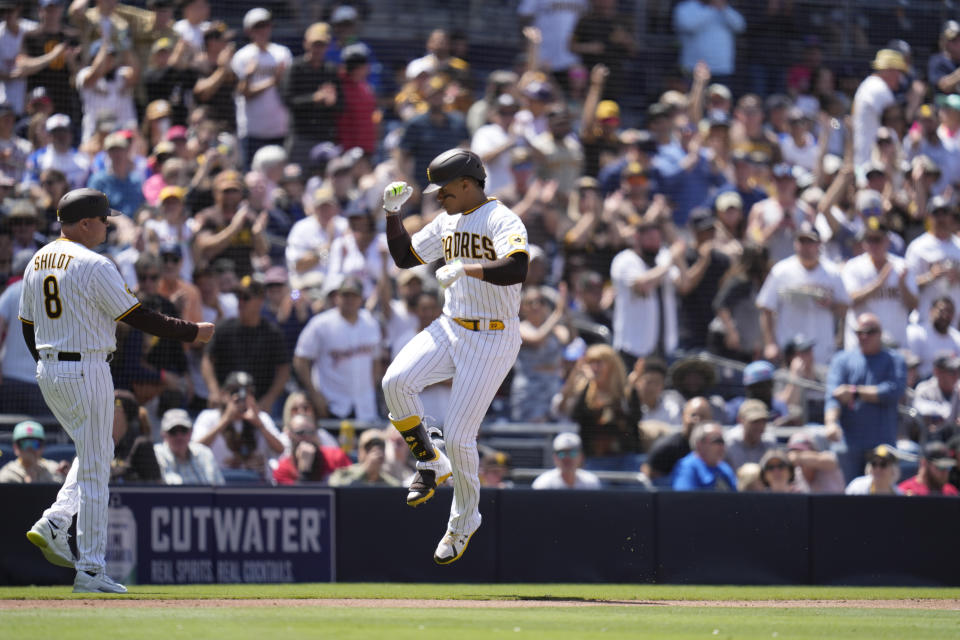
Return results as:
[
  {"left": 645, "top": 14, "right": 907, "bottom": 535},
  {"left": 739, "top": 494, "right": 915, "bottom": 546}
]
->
[
  {"left": 772, "top": 163, "right": 795, "bottom": 180},
  {"left": 785, "top": 333, "right": 815, "bottom": 358},
  {"left": 707, "top": 112, "right": 731, "bottom": 129},
  {"left": 296, "top": 271, "right": 326, "bottom": 301},
  {"left": 264, "top": 266, "right": 288, "bottom": 286},
  {"left": 576, "top": 175, "right": 600, "bottom": 191},
  {"left": 151, "top": 141, "right": 175, "bottom": 160},
  {"left": 358, "top": 428, "right": 385, "bottom": 452},
  {"left": 235, "top": 274, "right": 265, "bottom": 298},
  {"left": 553, "top": 432, "right": 582, "bottom": 453},
  {"left": 57, "top": 188, "right": 123, "bottom": 223},
  {"left": 160, "top": 409, "right": 192, "bottom": 433},
  {"left": 223, "top": 370, "right": 255, "bottom": 392},
  {"left": 396, "top": 269, "right": 422, "bottom": 287},
  {"left": 13, "top": 420, "right": 45, "bottom": 444},
  {"left": 923, "top": 441, "right": 956, "bottom": 470},
  {"left": 943, "top": 20, "right": 960, "bottom": 41},
  {"left": 523, "top": 81, "right": 553, "bottom": 102},
  {"left": 646, "top": 102, "right": 670, "bottom": 123},
  {"left": 620, "top": 129, "right": 658, "bottom": 154},
  {"left": 243, "top": 7, "right": 271, "bottom": 30},
  {"left": 341, "top": 43, "right": 370, "bottom": 66},
  {"left": 738, "top": 398, "right": 770, "bottom": 423},
  {"left": 305, "top": 21, "right": 331, "bottom": 44},
  {"left": 796, "top": 220, "right": 820, "bottom": 242},
  {"left": 862, "top": 161, "right": 886, "bottom": 180},
  {"left": 596, "top": 100, "right": 620, "bottom": 123},
  {"left": 406, "top": 56, "right": 435, "bottom": 80},
  {"left": 45, "top": 113, "right": 71, "bottom": 132},
  {"left": 158, "top": 242, "right": 181, "bottom": 259},
  {"left": 495, "top": 93, "right": 518, "bottom": 114},
  {"left": 9, "top": 200, "right": 38, "bottom": 223},
  {"left": 787, "top": 430, "right": 817, "bottom": 452},
  {"left": 313, "top": 185, "right": 336, "bottom": 206},
  {"left": 28, "top": 86, "right": 53, "bottom": 107},
  {"left": 933, "top": 352, "right": 960, "bottom": 371},
  {"left": 871, "top": 49, "right": 909, "bottom": 72},
  {"left": 145, "top": 100, "right": 172, "bottom": 122},
  {"left": 689, "top": 207, "right": 715, "bottom": 232},
  {"left": 868, "top": 444, "right": 898, "bottom": 465},
  {"left": 748, "top": 151, "right": 771, "bottom": 166},
  {"left": 929, "top": 195, "right": 952, "bottom": 214},
  {"left": 857, "top": 216, "right": 889, "bottom": 241},
  {"left": 204, "top": 21, "right": 234, "bottom": 41},
  {"left": 715, "top": 191, "right": 742, "bottom": 212},
  {"left": 280, "top": 163, "right": 304, "bottom": 183},
  {"left": 309, "top": 142, "right": 342, "bottom": 167},
  {"left": 159, "top": 185, "right": 185, "bottom": 202},
  {"left": 855, "top": 189, "right": 883, "bottom": 215},
  {"left": 214, "top": 170, "right": 244, "bottom": 191},
  {"left": 330, "top": 5, "right": 358, "bottom": 24},
  {"left": 151, "top": 37, "right": 174, "bottom": 55},
  {"left": 743, "top": 360, "right": 775, "bottom": 386},
  {"left": 104, "top": 132, "right": 129, "bottom": 150},
  {"left": 165, "top": 125, "right": 188, "bottom": 142},
  {"left": 940, "top": 94, "right": 960, "bottom": 112},
  {"left": 338, "top": 275, "right": 364, "bottom": 296},
  {"left": 707, "top": 83, "right": 732, "bottom": 101},
  {"left": 38, "top": 0, "right": 62, "bottom": 7},
  {"left": 660, "top": 90, "right": 689, "bottom": 113}
]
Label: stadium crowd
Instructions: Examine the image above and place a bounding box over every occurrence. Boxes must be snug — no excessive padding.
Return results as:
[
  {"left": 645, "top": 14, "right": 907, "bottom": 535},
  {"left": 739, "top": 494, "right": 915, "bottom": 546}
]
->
[{"left": 0, "top": 0, "right": 959, "bottom": 496}]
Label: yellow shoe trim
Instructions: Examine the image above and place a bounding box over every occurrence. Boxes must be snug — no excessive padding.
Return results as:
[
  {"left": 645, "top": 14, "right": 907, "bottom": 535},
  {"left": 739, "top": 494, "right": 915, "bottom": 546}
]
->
[
  {"left": 434, "top": 530, "right": 475, "bottom": 565},
  {"left": 390, "top": 415, "right": 422, "bottom": 431},
  {"left": 437, "top": 471, "right": 452, "bottom": 484},
  {"left": 26, "top": 531, "right": 46, "bottom": 549},
  {"left": 406, "top": 487, "right": 435, "bottom": 507}
]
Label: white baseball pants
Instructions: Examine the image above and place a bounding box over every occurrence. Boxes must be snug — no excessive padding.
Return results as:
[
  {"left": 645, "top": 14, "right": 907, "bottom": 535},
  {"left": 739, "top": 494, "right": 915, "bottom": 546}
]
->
[
  {"left": 36, "top": 353, "right": 114, "bottom": 574},
  {"left": 382, "top": 315, "right": 520, "bottom": 535}
]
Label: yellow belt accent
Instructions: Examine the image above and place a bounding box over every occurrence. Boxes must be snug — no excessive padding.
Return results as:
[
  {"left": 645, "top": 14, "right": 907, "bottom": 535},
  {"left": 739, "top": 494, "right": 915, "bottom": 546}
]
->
[{"left": 453, "top": 317, "right": 505, "bottom": 331}]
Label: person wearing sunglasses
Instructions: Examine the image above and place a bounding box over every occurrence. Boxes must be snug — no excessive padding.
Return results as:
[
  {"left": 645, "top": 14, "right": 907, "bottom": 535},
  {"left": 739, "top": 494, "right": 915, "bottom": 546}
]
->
[
  {"left": 0, "top": 420, "right": 67, "bottom": 484},
  {"left": 825, "top": 312, "right": 906, "bottom": 482},
  {"left": 153, "top": 408, "right": 223, "bottom": 486},
  {"left": 845, "top": 444, "right": 901, "bottom": 495},
  {"left": 272, "top": 413, "right": 350, "bottom": 485},
  {"left": 672, "top": 422, "right": 737, "bottom": 491},
  {"left": 758, "top": 449, "right": 795, "bottom": 493},
  {"left": 532, "top": 432, "right": 600, "bottom": 490}
]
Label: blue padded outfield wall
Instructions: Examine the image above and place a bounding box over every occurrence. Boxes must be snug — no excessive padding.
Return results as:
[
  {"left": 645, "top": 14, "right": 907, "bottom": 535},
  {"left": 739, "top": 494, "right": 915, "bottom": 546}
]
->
[{"left": 2, "top": 485, "right": 958, "bottom": 586}]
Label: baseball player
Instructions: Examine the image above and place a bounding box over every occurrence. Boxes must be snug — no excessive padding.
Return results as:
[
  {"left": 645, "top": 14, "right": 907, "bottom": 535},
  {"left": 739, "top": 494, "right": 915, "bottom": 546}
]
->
[
  {"left": 381, "top": 148, "right": 528, "bottom": 564},
  {"left": 18, "top": 188, "right": 215, "bottom": 593}
]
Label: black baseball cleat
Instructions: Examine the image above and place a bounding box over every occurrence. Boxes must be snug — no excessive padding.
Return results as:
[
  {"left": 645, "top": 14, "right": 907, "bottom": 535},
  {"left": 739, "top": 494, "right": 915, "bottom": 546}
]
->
[{"left": 406, "top": 467, "right": 453, "bottom": 507}]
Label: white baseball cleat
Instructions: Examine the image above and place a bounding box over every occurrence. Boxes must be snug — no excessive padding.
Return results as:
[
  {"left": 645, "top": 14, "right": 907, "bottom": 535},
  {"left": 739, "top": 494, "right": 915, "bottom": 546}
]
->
[
  {"left": 26, "top": 517, "right": 75, "bottom": 568},
  {"left": 73, "top": 571, "right": 128, "bottom": 593},
  {"left": 433, "top": 529, "right": 476, "bottom": 565}
]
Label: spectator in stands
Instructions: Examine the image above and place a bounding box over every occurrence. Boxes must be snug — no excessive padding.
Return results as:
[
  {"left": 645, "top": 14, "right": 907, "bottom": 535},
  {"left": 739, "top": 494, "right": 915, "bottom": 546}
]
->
[
  {"left": 558, "top": 343, "right": 637, "bottom": 469},
  {"left": 852, "top": 49, "right": 908, "bottom": 167},
  {"left": 479, "top": 446, "right": 514, "bottom": 488},
  {"left": 382, "top": 426, "right": 416, "bottom": 485},
  {"left": 0, "top": 421, "right": 68, "bottom": 483},
  {"left": 272, "top": 413, "right": 350, "bottom": 485},
  {"left": 677, "top": 208, "right": 731, "bottom": 352},
  {"left": 711, "top": 242, "right": 768, "bottom": 361},
  {"left": 628, "top": 356, "right": 684, "bottom": 433},
  {"left": 153, "top": 408, "right": 223, "bottom": 485},
  {"left": 23, "top": 0, "right": 81, "bottom": 122},
  {"left": 643, "top": 395, "right": 712, "bottom": 482},
  {"left": 75, "top": 40, "right": 137, "bottom": 143},
  {"left": 110, "top": 389, "right": 161, "bottom": 483},
  {"left": 7, "top": 201, "right": 45, "bottom": 255},
  {"left": 730, "top": 95, "right": 781, "bottom": 164},
  {"left": 0, "top": 102, "right": 31, "bottom": 180},
  {"left": 472, "top": 93, "right": 519, "bottom": 196},
  {"left": 156, "top": 242, "right": 201, "bottom": 323},
  {"left": 192, "top": 370, "right": 284, "bottom": 478},
  {"left": 673, "top": 0, "right": 744, "bottom": 83},
  {"left": 512, "top": 283, "right": 571, "bottom": 423},
  {"left": 280, "top": 391, "right": 338, "bottom": 449},
  {"left": 201, "top": 275, "right": 289, "bottom": 412},
  {"left": 88, "top": 131, "right": 143, "bottom": 217},
  {"left": 905, "top": 196, "right": 960, "bottom": 324},
  {"left": 774, "top": 334, "right": 824, "bottom": 425},
  {"left": 841, "top": 218, "right": 917, "bottom": 351},
  {"left": 517, "top": 0, "right": 586, "bottom": 92},
  {"left": 758, "top": 449, "right": 795, "bottom": 493},
  {"left": 396, "top": 75, "right": 468, "bottom": 190},
  {"left": 328, "top": 428, "right": 399, "bottom": 487},
  {"left": 845, "top": 444, "right": 901, "bottom": 495},
  {"left": 193, "top": 170, "right": 268, "bottom": 277},
  {"left": 325, "top": 206, "right": 387, "bottom": 297},
  {"left": 786, "top": 430, "right": 846, "bottom": 493},
  {"left": 25, "top": 114, "right": 89, "bottom": 189},
  {"left": 285, "top": 22, "right": 340, "bottom": 167},
  {"left": 911, "top": 353, "right": 960, "bottom": 432},
  {"left": 335, "top": 43, "right": 376, "bottom": 155},
  {"left": 571, "top": 0, "right": 636, "bottom": 101},
  {"left": 826, "top": 312, "right": 907, "bottom": 481},
  {"left": 192, "top": 22, "right": 237, "bottom": 133},
  {"left": 725, "top": 360, "right": 789, "bottom": 424},
  {"left": 262, "top": 266, "right": 312, "bottom": 360},
  {"left": 724, "top": 399, "right": 777, "bottom": 471},
  {"left": 173, "top": 0, "right": 209, "bottom": 52},
  {"left": 736, "top": 462, "right": 764, "bottom": 491},
  {"left": 532, "top": 432, "right": 601, "bottom": 489},
  {"left": 0, "top": 250, "right": 49, "bottom": 415},
  {"left": 611, "top": 221, "right": 686, "bottom": 370},
  {"left": 907, "top": 297, "right": 960, "bottom": 380},
  {"left": 745, "top": 163, "right": 812, "bottom": 265},
  {"left": 757, "top": 222, "right": 850, "bottom": 366},
  {"left": 928, "top": 20, "right": 960, "bottom": 95},
  {"left": 231, "top": 7, "right": 291, "bottom": 166},
  {"left": 672, "top": 422, "right": 737, "bottom": 491},
  {"left": 293, "top": 276, "right": 381, "bottom": 421},
  {"left": 285, "top": 185, "right": 346, "bottom": 280},
  {"left": 898, "top": 441, "right": 958, "bottom": 496}
]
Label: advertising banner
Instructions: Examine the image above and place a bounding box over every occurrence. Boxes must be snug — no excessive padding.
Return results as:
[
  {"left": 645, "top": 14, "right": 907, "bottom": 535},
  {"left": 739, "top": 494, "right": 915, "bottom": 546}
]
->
[{"left": 108, "top": 487, "right": 335, "bottom": 584}]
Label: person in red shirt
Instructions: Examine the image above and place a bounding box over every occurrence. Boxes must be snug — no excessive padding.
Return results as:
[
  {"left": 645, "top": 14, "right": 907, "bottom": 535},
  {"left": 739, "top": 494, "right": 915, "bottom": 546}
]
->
[
  {"left": 898, "top": 441, "right": 958, "bottom": 496},
  {"left": 336, "top": 43, "right": 377, "bottom": 155},
  {"left": 273, "top": 414, "right": 351, "bottom": 484}
]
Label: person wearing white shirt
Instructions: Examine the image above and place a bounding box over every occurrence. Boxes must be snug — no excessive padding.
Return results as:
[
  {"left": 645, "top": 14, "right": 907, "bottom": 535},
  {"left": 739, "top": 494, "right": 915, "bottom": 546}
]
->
[
  {"left": 757, "top": 222, "right": 851, "bottom": 366},
  {"left": 0, "top": 5, "right": 37, "bottom": 114},
  {"left": 673, "top": 0, "right": 745, "bottom": 77},
  {"left": 904, "top": 196, "right": 960, "bottom": 319},
  {"left": 471, "top": 94, "right": 519, "bottom": 196},
  {"left": 852, "top": 49, "right": 908, "bottom": 167},
  {"left": 173, "top": 0, "right": 210, "bottom": 52},
  {"left": 293, "top": 276, "right": 381, "bottom": 421},
  {"left": 841, "top": 219, "right": 917, "bottom": 350},
  {"left": 780, "top": 109, "right": 819, "bottom": 172},
  {"left": 532, "top": 432, "right": 601, "bottom": 490},
  {"left": 231, "top": 7, "right": 291, "bottom": 164},
  {"left": 25, "top": 114, "right": 89, "bottom": 188},
  {"left": 325, "top": 208, "right": 390, "bottom": 298},
  {"left": 517, "top": 0, "right": 586, "bottom": 75},
  {"left": 907, "top": 296, "right": 960, "bottom": 379},
  {"left": 285, "top": 185, "right": 349, "bottom": 280}
]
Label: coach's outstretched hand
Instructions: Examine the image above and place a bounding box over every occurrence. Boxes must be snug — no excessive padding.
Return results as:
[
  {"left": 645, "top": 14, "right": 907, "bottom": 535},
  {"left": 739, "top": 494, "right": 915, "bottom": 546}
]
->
[
  {"left": 383, "top": 181, "right": 413, "bottom": 213},
  {"left": 436, "top": 261, "right": 465, "bottom": 288},
  {"left": 194, "top": 322, "right": 215, "bottom": 343}
]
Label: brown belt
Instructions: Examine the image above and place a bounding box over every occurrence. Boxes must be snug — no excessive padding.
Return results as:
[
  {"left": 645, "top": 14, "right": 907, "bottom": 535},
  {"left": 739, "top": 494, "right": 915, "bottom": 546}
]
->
[{"left": 453, "top": 317, "right": 505, "bottom": 331}]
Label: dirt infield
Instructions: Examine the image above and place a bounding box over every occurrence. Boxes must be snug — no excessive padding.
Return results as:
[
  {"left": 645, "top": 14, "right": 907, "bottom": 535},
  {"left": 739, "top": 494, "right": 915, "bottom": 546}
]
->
[{"left": 1, "top": 598, "right": 958, "bottom": 610}]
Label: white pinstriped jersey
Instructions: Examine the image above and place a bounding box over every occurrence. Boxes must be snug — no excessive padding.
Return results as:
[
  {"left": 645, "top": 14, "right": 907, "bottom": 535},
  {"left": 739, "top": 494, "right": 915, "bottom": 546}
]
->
[
  {"left": 19, "top": 238, "right": 140, "bottom": 353},
  {"left": 411, "top": 198, "right": 528, "bottom": 320}
]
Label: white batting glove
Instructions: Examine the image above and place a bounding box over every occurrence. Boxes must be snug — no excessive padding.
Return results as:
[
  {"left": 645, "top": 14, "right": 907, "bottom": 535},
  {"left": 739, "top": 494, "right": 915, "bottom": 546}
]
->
[
  {"left": 436, "top": 261, "right": 465, "bottom": 289},
  {"left": 383, "top": 181, "right": 413, "bottom": 213}
]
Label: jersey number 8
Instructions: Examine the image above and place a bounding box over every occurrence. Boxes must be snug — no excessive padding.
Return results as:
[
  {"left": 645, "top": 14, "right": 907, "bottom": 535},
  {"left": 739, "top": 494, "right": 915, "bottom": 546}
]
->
[{"left": 43, "top": 275, "right": 63, "bottom": 319}]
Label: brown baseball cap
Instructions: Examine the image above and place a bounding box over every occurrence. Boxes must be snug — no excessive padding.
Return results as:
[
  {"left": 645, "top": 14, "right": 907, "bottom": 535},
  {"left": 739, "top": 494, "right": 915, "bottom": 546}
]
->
[
  {"left": 57, "top": 188, "right": 124, "bottom": 224},
  {"left": 214, "top": 170, "right": 244, "bottom": 191}
]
